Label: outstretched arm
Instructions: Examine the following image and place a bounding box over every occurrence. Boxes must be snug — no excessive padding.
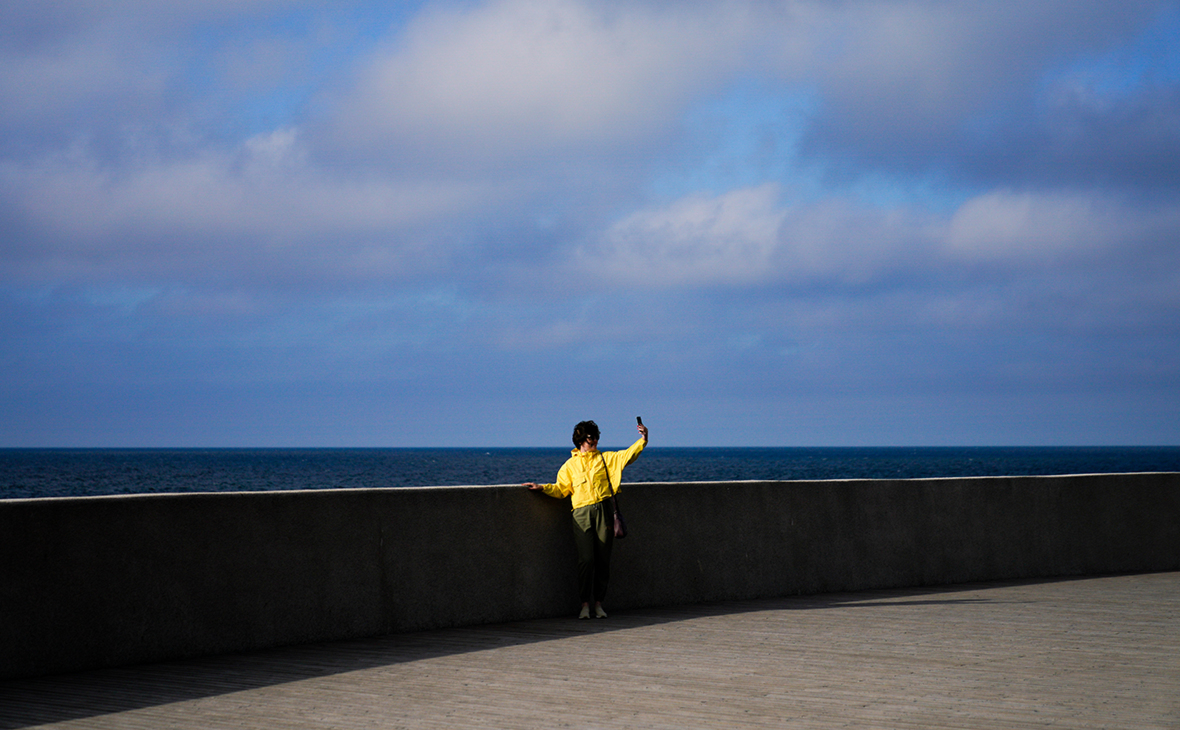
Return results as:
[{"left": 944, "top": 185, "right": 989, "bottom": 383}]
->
[{"left": 524, "top": 462, "right": 574, "bottom": 498}]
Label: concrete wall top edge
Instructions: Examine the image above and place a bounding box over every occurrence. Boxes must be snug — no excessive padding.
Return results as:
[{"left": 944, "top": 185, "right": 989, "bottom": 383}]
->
[
  {"left": 0, "top": 483, "right": 519, "bottom": 504},
  {"left": 4, "top": 471, "right": 1177, "bottom": 505}
]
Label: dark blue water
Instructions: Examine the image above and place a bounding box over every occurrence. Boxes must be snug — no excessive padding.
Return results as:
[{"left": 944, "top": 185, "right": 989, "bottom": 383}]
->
[{"left": 2, "top": 447, "right": 1179, "bottom": 500}]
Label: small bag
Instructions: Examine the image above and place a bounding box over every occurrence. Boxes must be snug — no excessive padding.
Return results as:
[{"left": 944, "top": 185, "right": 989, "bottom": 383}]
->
[
  {"left": 602, "top": 455, "right": 627, "bottom": 539},
  {"left": 611, "top": 495, "right": 627, "bottom": 539}
]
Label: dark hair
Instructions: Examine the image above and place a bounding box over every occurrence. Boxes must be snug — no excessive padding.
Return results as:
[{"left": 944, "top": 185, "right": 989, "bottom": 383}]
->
[{"left": 572, "top": 420, "right": 600, "bottom": 448}]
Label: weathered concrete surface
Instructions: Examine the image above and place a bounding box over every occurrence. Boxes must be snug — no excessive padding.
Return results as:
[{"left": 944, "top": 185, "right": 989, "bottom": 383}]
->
[
  {"left": 0, "top": 486, "right": 576, "bottom": 680},
  {"left": 2, "top": 573, "right": 1178, "bottom": 729},
  {"left": 2, "top": 473, "right": 1178, "bottom": 679},
  {"left": 610, "top": 473, "right": 1180, "bottom": 607}
]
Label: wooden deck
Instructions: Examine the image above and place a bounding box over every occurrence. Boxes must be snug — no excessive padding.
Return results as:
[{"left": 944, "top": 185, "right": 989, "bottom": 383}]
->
[{"left": 2, "top": 572, "right": 1177, "bottom": 729}]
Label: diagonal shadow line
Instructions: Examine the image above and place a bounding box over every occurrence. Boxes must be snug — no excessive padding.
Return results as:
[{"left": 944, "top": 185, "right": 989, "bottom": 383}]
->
[{"left": 0, "top": 575, "right": 1089, "bottom": 728}]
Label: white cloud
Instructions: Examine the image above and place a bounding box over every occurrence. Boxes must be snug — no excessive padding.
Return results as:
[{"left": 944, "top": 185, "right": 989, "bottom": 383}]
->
[
  {"left": 946, "top": 190, "right": 1113, "bottom": 261},
  {"left": 584, "top": 183, "right": 786, "bottom": 287},
  {"left": 0, "top": 130, "right": 507, "bottom": 286},
  {"left": 570, "top": 181, "right": 1180, "bottom": 291},
  {"left": 330, "top": 0, "right": 755, "bottom": 159},
  {"left": 575, "top": 183, "right": 943, "bottom": 288},
  {"left": 945, "top": 189, "right": 1180, "bottom": 265}
]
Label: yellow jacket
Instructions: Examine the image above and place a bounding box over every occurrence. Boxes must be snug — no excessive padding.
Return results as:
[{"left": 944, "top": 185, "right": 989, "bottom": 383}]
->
[{"left": 537, "top": 437, "right": 647, "bottom": 509}]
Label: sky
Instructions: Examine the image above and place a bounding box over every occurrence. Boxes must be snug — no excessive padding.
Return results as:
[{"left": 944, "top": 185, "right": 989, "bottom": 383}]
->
[{"left": 2, "top": 0, "right": 1179, "bottom": 448}]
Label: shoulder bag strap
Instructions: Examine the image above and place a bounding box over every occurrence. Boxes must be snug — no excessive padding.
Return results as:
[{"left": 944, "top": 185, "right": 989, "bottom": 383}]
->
[{"left": 600, "top": 453, "right": 621, "bottom": 514}]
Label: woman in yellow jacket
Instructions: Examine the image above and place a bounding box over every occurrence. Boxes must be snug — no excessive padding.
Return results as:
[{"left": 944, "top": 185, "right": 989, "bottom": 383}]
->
[{"left": 525, "top": 419, "right": 648, "bottom": 619}]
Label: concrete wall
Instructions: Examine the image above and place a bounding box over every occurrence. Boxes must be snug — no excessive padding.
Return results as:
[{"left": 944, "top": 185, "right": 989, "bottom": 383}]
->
[{"left": 2, "top": 473, "right": 1178, "bottom": 679}]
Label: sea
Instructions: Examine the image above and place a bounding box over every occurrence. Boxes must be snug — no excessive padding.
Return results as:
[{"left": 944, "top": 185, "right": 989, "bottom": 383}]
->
[{"left": 2, "top": 446, "right": 1179, "bottom": 500}]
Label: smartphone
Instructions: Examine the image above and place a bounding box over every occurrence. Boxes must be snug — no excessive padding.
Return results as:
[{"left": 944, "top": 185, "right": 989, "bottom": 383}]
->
[{"left": 636, "top": 416, "right": 643, "bottom": 426}]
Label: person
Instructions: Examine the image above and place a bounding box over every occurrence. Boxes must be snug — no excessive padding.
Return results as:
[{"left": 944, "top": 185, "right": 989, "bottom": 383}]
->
[{"left": 525, "top": 419, "right": 649, "bottom": 619}]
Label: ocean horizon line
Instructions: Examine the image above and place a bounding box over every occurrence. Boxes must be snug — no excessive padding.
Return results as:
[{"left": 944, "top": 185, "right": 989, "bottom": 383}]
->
[
  {"left": 4, "top": 446, "right": 1180, "bottom": 500},
  {"left": 4, "top": 444, "right": 1178, "bottom": 451}
]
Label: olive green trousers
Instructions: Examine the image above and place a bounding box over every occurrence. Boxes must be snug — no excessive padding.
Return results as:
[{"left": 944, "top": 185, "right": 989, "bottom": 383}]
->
[{"left": 571, "top": 500, "right": 614, "bottom": 604}]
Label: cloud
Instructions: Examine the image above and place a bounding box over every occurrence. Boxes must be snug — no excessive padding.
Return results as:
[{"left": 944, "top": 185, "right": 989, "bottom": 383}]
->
[
  {"left": 569, "top": 183, "right": 931, "bottom": 289},
  {"left": 0, "top": 22, "right": 164, "bottom": 141},
  {"left": 1012, "top": 76, "right": 1180, "bottom": 191},
  {"left": 570, "top": 181, "right": 1180, "bottom": 294},
  {"left": 0, "top": 128, "right": 506, "bottom": 288},
  {"left": 0, "top": 0, "right": 381, "bottom": 158},
  {"left": 946, "top": 190, "right": 1119, "bottom": 261},
  {"left": 3, "top": 0, "right": 1176, "bottom": 298},
  {"left": 327, "top": 0, "right": 756, "bottom": 164},
  {"left": 787, "top": 0, "right": 1173, "bottom": 185},
  {"left": 583, "top": 183, "right": 787, "bottom": 286}
]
